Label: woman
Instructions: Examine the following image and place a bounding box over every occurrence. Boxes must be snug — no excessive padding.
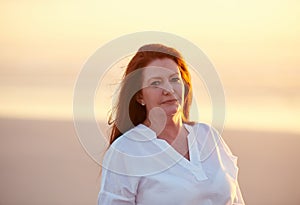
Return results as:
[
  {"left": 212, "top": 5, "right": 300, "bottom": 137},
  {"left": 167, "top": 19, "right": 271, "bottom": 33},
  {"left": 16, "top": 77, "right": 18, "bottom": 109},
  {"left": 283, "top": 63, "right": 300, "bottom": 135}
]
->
[{"left": 98, "top": 44, "right": 245, "bottom": 205}]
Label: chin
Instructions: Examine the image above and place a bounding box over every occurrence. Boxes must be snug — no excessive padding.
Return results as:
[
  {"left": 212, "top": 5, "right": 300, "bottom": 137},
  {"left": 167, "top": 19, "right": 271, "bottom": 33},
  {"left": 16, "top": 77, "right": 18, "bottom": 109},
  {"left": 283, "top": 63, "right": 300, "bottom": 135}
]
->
[{"left": 163, "top": 107, "right": 180, "bottom": 117}]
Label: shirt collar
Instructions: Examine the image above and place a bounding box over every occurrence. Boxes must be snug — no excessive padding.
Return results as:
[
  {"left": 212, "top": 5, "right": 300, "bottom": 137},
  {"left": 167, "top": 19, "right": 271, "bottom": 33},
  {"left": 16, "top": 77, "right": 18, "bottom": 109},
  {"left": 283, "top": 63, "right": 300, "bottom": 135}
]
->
[
  {"left": 124, "top": 123, "right": 194, "bottom": 142},
  {"left": 123, "top": 124, "right": 157, "bottom": 142}
]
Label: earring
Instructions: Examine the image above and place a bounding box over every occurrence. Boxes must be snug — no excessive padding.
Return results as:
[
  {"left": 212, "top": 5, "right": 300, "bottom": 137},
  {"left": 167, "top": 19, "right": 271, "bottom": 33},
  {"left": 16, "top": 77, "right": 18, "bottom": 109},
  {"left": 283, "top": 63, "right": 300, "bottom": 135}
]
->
[{"left": 141, "top": 102, "right": 145, "bottom": 106}]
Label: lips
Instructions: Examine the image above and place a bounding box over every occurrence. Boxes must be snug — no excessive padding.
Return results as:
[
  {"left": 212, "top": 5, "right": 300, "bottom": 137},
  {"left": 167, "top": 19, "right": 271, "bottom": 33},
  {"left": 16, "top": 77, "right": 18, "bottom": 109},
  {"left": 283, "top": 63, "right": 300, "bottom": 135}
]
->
[{"left": 161, "top": 99, "right": 178, "bottom": 104}]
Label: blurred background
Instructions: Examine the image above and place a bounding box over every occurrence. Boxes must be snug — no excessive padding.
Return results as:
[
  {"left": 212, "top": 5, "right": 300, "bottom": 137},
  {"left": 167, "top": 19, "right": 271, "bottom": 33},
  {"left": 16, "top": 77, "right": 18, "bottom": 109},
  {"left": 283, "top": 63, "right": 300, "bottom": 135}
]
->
[{"left": 0, "top": 0, "right": 299, "bottom": 204}]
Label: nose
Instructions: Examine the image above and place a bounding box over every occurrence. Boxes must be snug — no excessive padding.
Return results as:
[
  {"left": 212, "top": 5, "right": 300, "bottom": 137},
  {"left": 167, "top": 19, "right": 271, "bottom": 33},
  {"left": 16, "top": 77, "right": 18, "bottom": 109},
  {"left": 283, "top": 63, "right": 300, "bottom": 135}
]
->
[{"left": 162, "top": 82, "right": 174, "bottom": 95}]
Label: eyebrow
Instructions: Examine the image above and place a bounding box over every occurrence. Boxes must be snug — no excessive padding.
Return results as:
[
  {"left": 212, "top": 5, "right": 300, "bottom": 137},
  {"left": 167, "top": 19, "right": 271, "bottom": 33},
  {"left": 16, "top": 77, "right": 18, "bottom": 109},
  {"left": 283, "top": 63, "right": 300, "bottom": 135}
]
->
[
  {"left": 149, "top": 72, "right": 180, "bottom": 79},
  {"left": 147, "top": 77, "right": 161, "bottom": 84},
  {"left": 169, "top": 72, "right": 180, "bottom": 77},
  {"left": 146, "top": 72, "right": 180, "bottom": 83}
]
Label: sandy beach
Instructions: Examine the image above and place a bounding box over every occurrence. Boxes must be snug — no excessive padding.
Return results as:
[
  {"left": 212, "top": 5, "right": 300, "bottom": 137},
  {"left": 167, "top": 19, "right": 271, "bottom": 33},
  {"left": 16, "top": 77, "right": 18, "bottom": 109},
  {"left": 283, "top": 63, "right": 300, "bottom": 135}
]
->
[{"left": 0, "top": 117, "right": 299, "bottom": 205}]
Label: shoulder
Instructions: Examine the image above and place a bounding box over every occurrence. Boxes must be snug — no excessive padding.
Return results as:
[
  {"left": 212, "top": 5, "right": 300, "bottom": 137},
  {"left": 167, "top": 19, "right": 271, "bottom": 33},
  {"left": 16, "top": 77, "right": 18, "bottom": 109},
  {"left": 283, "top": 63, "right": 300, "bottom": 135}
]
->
[
  {"left": 187, "top": 122, "right": 228, "bottom": 160},
  {"left": 187, "top": 122, "right": 221, "bottom": 142},
  {"left": 102, "top": 124, "right": 162, "bottom": 176},
  {"left": 193, "top": 122, "right": 216, "bottom": 132},
  {"left": 109, "top": 124, "right": 156, "bottom": 154}
]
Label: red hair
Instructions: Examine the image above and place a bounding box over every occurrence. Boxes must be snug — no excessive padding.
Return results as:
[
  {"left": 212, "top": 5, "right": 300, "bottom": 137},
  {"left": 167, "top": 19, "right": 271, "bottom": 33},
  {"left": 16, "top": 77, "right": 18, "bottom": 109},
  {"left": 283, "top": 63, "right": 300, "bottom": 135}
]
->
[{"left": 108, "top": 44, "right": 193, "bottom": 144}]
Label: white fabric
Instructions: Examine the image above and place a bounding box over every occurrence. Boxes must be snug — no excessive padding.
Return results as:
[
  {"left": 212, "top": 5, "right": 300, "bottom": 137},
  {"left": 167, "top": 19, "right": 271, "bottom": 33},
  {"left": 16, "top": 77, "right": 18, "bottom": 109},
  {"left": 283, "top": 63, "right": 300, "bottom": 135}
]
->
[{"left": 98, "top": 123, "right": 245, "bottom": 205}]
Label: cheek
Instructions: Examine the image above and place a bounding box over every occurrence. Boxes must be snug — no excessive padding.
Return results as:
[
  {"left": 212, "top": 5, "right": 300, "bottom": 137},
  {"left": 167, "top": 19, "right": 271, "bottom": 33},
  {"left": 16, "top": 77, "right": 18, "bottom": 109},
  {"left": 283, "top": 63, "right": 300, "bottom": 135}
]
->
[
  {"left": 142, "top": 88, "right": 162, "bottom": 104},
  {"left": 174, "top": 84, "right": 184, "bottom": 96}
]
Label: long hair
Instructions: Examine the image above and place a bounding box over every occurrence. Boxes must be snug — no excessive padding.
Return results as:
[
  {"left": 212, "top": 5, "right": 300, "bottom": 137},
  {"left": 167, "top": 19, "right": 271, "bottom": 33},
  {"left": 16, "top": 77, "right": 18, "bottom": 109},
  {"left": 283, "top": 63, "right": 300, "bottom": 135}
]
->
[{"left": 108, "top": 44, "right": 193, "bottom": 145}]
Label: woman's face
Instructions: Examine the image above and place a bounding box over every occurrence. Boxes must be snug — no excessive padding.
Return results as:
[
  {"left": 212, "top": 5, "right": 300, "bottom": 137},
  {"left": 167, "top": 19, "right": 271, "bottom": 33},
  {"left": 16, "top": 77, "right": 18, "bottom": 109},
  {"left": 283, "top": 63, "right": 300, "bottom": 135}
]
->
[{"left": 138, "top": 58, "right": 185, "bottom": 118}]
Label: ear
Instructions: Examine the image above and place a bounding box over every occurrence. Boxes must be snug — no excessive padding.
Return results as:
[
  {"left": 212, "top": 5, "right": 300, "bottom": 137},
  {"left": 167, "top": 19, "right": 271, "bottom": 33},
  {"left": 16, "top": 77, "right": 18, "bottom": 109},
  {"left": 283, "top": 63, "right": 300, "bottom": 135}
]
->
[{"left": 136, "top": 92, "right": 145, "bottom": 106}]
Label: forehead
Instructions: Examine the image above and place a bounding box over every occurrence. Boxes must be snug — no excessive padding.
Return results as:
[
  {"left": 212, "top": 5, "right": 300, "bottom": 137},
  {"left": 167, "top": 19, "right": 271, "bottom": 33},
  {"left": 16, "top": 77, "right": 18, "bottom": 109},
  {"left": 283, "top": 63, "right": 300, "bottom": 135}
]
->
[{"left": 143, "top": 58, "right": 180, "bottom": 78}]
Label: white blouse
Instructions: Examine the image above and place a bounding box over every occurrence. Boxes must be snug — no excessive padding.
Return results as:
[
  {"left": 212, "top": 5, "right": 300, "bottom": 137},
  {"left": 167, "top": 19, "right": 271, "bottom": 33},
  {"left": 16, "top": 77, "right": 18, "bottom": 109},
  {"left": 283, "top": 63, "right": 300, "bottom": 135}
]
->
[{"left": 98, "top": 123, "right": 245, "bottom": 205}]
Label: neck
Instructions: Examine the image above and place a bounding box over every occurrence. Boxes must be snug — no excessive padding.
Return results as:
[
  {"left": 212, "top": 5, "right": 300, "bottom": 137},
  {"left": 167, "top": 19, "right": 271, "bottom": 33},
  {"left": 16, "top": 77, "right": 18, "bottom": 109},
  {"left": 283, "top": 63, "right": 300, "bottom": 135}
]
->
[
  {"left": 159, "top": 117, "right": 182, "bottom": 142},
  {"left": 144, "top": 112, "right": 184, "bottom": 142}
]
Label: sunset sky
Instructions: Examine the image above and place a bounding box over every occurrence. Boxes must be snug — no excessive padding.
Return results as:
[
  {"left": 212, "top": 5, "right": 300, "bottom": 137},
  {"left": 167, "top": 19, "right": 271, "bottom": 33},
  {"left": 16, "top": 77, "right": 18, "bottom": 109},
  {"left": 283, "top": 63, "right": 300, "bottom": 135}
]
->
[{"left": 1, "top": 0, "right": 299, "bottom": 133}]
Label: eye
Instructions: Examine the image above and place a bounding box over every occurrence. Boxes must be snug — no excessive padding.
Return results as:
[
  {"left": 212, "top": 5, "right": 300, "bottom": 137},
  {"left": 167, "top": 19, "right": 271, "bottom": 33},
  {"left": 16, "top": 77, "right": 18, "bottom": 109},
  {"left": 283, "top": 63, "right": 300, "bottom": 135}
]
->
[
  {"left": 171, "top": 77, "right": 181, "bottom": 82},
  {"left": 150, "top": 80, "right": 161, "bottom": 86}
]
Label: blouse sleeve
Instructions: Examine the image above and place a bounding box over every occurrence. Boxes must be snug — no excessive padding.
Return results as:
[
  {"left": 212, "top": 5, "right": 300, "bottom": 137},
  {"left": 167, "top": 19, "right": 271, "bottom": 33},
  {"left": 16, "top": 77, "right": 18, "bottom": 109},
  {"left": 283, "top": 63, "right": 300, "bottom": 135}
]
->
[
  {"left": 98, "top": 141, "right": 140, "bottom": 205},
  {"left": 211, "top": 127, "right": 246, "bottom": 205},
  {"left": 98, "top": 167, "right": 138, "bottom": 205},
  {"left": 233, "top": 181, "right": 246, "bottom": 205}
]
